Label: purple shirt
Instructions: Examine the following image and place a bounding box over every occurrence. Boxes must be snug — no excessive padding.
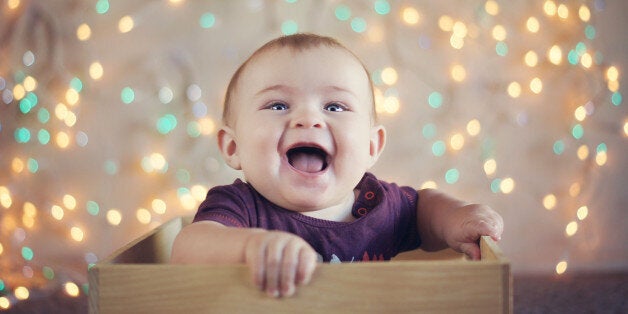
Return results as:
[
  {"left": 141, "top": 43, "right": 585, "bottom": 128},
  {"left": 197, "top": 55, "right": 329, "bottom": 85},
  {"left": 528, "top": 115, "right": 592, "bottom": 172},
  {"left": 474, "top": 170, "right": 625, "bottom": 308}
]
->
[{"left": 193, "top": 172, "right": 421, "bottom": 262}]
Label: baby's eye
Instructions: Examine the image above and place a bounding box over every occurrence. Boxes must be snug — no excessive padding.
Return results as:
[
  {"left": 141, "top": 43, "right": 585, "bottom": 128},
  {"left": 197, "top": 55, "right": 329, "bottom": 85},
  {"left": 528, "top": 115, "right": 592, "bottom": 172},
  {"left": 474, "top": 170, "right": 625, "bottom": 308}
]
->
[
  {"left": 267, "top": 102, "right": 288, "bottom": 110},
  {"left": 324, "top": 102, "right": 346, "bottom": 112}
]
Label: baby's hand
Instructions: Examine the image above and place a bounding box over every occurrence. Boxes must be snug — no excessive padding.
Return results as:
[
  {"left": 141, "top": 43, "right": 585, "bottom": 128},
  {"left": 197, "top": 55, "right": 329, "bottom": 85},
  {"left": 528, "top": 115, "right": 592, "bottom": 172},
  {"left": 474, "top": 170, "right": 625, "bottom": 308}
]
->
[
  {"left": 244, "top": 230, "right": 318, "bottom": 297},
  {"left": 444, "top": 204, "right": 504, "bottom": 260}
]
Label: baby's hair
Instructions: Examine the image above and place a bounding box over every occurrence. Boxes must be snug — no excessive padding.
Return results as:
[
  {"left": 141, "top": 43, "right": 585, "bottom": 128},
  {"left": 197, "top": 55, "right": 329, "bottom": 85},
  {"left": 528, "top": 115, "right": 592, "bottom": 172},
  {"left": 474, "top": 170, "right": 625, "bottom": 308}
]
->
[{"left": 222, "top": 33, "right": 376, "bottom": 125}]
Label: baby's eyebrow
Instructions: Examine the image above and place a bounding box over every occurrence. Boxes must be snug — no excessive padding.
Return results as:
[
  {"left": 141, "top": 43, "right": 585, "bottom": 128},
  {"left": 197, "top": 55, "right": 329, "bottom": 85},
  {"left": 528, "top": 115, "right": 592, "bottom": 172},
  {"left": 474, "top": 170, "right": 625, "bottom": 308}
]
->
[
  {"left": 255, "top": 84, "right": 358, "bottom": 99},
  {"left": 255, "top": 84, "right": 292, "bottom": 96},
  {"left": 322, "top": 85, "right": 358, "bottom": 98}
]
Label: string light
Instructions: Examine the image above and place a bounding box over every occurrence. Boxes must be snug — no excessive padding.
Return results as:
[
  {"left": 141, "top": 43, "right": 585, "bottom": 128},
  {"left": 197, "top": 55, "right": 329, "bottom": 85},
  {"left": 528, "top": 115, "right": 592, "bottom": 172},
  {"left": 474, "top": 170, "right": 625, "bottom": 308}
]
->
[
  {"left": 466, "top": 119, "right": 481, "bottom": 136},
  {"left": 106, "top": 209, "right": 122, "bottom": 226},
  {"left": 136, "top": 208, "right": 152, "bottom": 224},
  {"left": 580, "top": 52, "right": 593, "bottom": 68},
  {"left": 543, "top": 1, "right": 557, "bottom": 16},
  {"left": 63, "top": 194, "right": 77, "bottom": 210},
  {"left": 7, "top": 0, "right": 20, "bottom": 10},
  {"left": 51, "top": 205, "right": 64, "bottom": 220},
  {"left": 22, "top": 76, "right": 37, "bottom": 91},
  {"left": 151, "top": 199, "right": 167, "bottom": 214},
  {"left": 556, "top": 4, "right": 569, "bottom": 19},
  {"left": 491, "top": 25, "right": 506, "bottom": 41},
  {"left": 70, "top": 226, "right": 84, "bottom": 242},
  {"left": 565, "top": 221, "right": 578, "bottom": 237},
  {"left": 529, "top": 77, "right": 543, "bottom": 94},
  {"left": 381, "top": 67, "right": 398, "bottom": 85},
  {"left": 574, "top": 106, "right": 587, "bottom": 121},
  {"left": 548, "top": 45, "right": 563, "bottom": 65},
  {"left": 438, "top": 15, "right": 454, "bottom": 32},
  {"left": 64, "top": 282, "right": 80, "bottom": 297},
  {"left": 449, "top": 133, "right": 465, "bottom": 150},
  {"left": 526, "top": 17, "right": 540, "bottom": 33},
  {"left": 450, "top": 64, "right": 466, "bottom": 82},
  {"left": 118, "top": 16, "right": 134, "bottom": 33},
  {"left": 65, "top": 88, "right": 79, "bottom": 105},
  {"left": 577, "top": 145, "right": 589, "bottom": 160},
  {"left": 578, "top": 5, "right": 590, "bottom": 22},
  {"left": 556, "top": 260, "right": 568, "bottom": 274},
  {"left": 484, "top": 1, "right": 499, "bottom": 16},
  {"left": 13, "top": 84, "right": 26, "bottom": 100},
  {"left": 0, "top": 297, "right": 8, "bottom": 310},
  {"left": 483, "top": 159, "right": 497, "bottom": 176},
  {"left": 89, "top": 62, "right": 104, "bottom": 80},
  {"left": 76, "top": 23, "right": 92, "bottom": 41},
  {"left": 191, "top": 185, "right": 207, "bottom": 201},
  {"left": 55, "top": 131, "right": 71, "bottom": 149},
  {"left": 606, "top": 66, "right": 619, "bottom": 81},
  {"left": 500, "top": 178, "right": 515, "bottom": 194},
  {"left": 543, "top": 194, "right": 557, "bottom": 210},
  {"left": 577, "top": 206, "right": 589, "bottom": 220},
  {"left": 401, "top": 7, "right": 420, "bottom": 25},
  {"left": 507, "top": 82, "right": 522, "bottom": 98},
  {"left": 14, "top": 286, "right": 29, "bottom": 300}
]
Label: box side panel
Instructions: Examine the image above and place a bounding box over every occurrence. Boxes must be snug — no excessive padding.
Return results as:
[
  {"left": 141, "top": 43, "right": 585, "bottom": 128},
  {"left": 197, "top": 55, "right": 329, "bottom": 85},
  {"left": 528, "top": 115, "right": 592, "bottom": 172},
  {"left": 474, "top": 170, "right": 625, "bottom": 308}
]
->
[
  {"left": 106, "top": 217, "right": 184, "bottom": 264},
  {"left": 95, "top": 262, "right": 505, "bottom": 314},
  {"left": 481, "top": 236, "right": 511, "bottom": 313},
  {"left": 87, "top": 267, "right": 99, "bottom": 314}
]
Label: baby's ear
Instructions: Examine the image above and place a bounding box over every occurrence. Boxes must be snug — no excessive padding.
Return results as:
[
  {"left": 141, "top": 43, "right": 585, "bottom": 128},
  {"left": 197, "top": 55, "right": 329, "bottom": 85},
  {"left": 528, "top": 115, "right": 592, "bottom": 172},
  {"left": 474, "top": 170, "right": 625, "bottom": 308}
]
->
[
  {"left": 368, "top": 124, "right": 386, "bottom": 167},
  {"left": 217, "top": 126, "right": 241, "bottom": 170}
]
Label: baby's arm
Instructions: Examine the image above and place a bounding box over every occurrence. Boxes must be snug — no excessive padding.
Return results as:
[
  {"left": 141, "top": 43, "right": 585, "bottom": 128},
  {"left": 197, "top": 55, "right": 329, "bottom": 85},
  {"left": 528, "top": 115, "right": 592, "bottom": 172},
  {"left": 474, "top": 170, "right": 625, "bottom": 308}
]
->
[
  {"left": 170, "top": 221, "right": 318, "bottom": 297},
  {"left": 416, "top": 189, "right": 504, "bottom": 260}
]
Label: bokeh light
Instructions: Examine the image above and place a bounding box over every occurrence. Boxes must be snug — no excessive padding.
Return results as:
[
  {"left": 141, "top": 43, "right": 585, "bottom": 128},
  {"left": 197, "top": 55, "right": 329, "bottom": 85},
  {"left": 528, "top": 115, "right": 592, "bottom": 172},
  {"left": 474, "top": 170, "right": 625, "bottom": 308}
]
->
[
  {"left": 543, "top": 194, "right": 557, "bottom": 210},
  {"left": 118, "top": 16, "right": 134, "bottom": 33},
  {"left": 89, "top": 62, "right": 104, "bottom": 80},
  {"left": 64, "top": 282, "right": 80, "bottom": 297},
  {"left": 106, "top": 209, "right": 122, "bottom": 226},
  {"left": 577, "top": 206, "right": 589, "bottom": 220},
  {"left": 556, "top": 260, "right": 568, "bottom": 275},
  {"left": 402, "top": 7, "right": 420, "bottom": 25},
  {"left": 76, "top": 23, "right": 92, "bottom": 41}
]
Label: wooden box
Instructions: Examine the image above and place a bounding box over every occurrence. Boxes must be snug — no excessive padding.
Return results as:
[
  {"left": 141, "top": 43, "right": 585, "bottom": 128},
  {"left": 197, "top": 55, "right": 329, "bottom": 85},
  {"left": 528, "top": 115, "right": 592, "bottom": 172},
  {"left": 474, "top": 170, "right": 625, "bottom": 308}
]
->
[{"left": 88, "top": 216, "right": 511, "bottom": 313}]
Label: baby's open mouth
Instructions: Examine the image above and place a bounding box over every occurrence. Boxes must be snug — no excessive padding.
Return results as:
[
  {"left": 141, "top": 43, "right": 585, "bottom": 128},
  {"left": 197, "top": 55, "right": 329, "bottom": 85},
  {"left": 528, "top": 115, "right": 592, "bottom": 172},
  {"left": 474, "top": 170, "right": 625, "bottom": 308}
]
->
[{"left": 287, "top": 146, "right": 329, "bottom": 173}]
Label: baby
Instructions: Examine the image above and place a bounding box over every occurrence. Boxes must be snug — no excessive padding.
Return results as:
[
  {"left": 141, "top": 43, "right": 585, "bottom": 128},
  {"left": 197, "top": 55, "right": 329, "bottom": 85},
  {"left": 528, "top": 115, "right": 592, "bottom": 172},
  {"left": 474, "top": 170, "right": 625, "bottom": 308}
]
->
[{"left": 171, "top": 33, "right": 503, "bottom": 298}]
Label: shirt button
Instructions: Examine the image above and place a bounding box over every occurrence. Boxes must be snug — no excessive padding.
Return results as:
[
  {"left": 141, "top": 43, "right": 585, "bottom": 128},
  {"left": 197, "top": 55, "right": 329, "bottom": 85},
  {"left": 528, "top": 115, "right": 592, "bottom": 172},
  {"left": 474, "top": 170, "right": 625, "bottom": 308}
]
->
[{"left": 357, "top": 207, "right": 368, "bottom": 216}]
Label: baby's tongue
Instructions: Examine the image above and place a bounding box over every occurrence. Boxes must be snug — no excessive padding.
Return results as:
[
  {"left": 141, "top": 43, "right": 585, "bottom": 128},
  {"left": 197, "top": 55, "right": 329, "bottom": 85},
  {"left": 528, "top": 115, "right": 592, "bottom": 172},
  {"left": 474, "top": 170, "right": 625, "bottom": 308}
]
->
[{"left": 289, "top": 151, "right": 324, "bottom": 173}]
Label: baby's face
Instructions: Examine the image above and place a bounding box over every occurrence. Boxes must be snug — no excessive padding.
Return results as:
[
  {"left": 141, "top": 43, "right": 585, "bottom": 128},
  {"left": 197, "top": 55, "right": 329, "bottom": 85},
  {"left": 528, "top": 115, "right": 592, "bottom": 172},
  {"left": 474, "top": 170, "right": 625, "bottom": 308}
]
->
[{"left": 220, "top": 46, "right": 384, "bottom": 215}]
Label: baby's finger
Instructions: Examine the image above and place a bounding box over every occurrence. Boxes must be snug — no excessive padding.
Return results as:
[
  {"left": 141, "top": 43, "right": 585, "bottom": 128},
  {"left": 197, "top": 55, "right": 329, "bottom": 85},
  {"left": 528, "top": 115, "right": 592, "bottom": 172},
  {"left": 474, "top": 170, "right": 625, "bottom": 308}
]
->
[
  {"left": 489, "top": 212, "right": 504, "bottom": 241},
  {"left": 477, "top": 207, "right": 504, "bottom": 241},
  {"left": 279, "top": 238, "right": 300, "bottom": 297},
  {"left": 296, "top": 246, "right": 317, "bottom": 286},
  {"left": 264, "top": 237, "right": 287, "bottom": 298},
  {"left": 245, "top": 236, "right": 266, "bottom": 290},
  {"left": 459, "top": 242, "right": 480, "bottom": 261},
  {"left": 471, "top": 219, "right": 501, "bottom": 242}
]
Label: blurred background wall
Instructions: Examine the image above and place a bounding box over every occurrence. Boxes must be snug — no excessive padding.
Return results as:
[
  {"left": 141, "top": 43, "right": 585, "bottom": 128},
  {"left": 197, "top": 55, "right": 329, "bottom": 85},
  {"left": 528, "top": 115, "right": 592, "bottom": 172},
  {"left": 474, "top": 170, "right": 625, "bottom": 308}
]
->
[{"left": 0, "top": 0, "right": 626, "bottom": 307}]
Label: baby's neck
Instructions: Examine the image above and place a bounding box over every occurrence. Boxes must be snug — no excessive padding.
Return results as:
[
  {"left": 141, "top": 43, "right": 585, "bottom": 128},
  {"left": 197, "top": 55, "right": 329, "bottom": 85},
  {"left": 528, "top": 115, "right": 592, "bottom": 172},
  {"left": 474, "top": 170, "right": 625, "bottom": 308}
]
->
[{"left": 300, "top": 190, "right": 358, "bottom": 222}]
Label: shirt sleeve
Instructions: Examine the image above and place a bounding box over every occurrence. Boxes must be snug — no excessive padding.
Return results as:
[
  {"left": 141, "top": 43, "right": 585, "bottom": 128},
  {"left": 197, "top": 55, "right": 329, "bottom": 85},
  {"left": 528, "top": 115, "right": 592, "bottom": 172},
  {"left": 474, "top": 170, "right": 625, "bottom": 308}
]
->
[
  {"left": 394, "top": 184, "right": 421, "bottom": 253},
  {"left": 192, "top": 181, "right": 252, "bottom": 228}
]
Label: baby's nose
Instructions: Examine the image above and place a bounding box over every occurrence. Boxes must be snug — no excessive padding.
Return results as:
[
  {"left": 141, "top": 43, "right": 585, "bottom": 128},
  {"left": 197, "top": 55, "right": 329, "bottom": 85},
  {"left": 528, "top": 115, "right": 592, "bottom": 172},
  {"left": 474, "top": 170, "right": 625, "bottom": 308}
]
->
[{"left": 290, "top": 109, "right": 324, "bottom": 128}]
